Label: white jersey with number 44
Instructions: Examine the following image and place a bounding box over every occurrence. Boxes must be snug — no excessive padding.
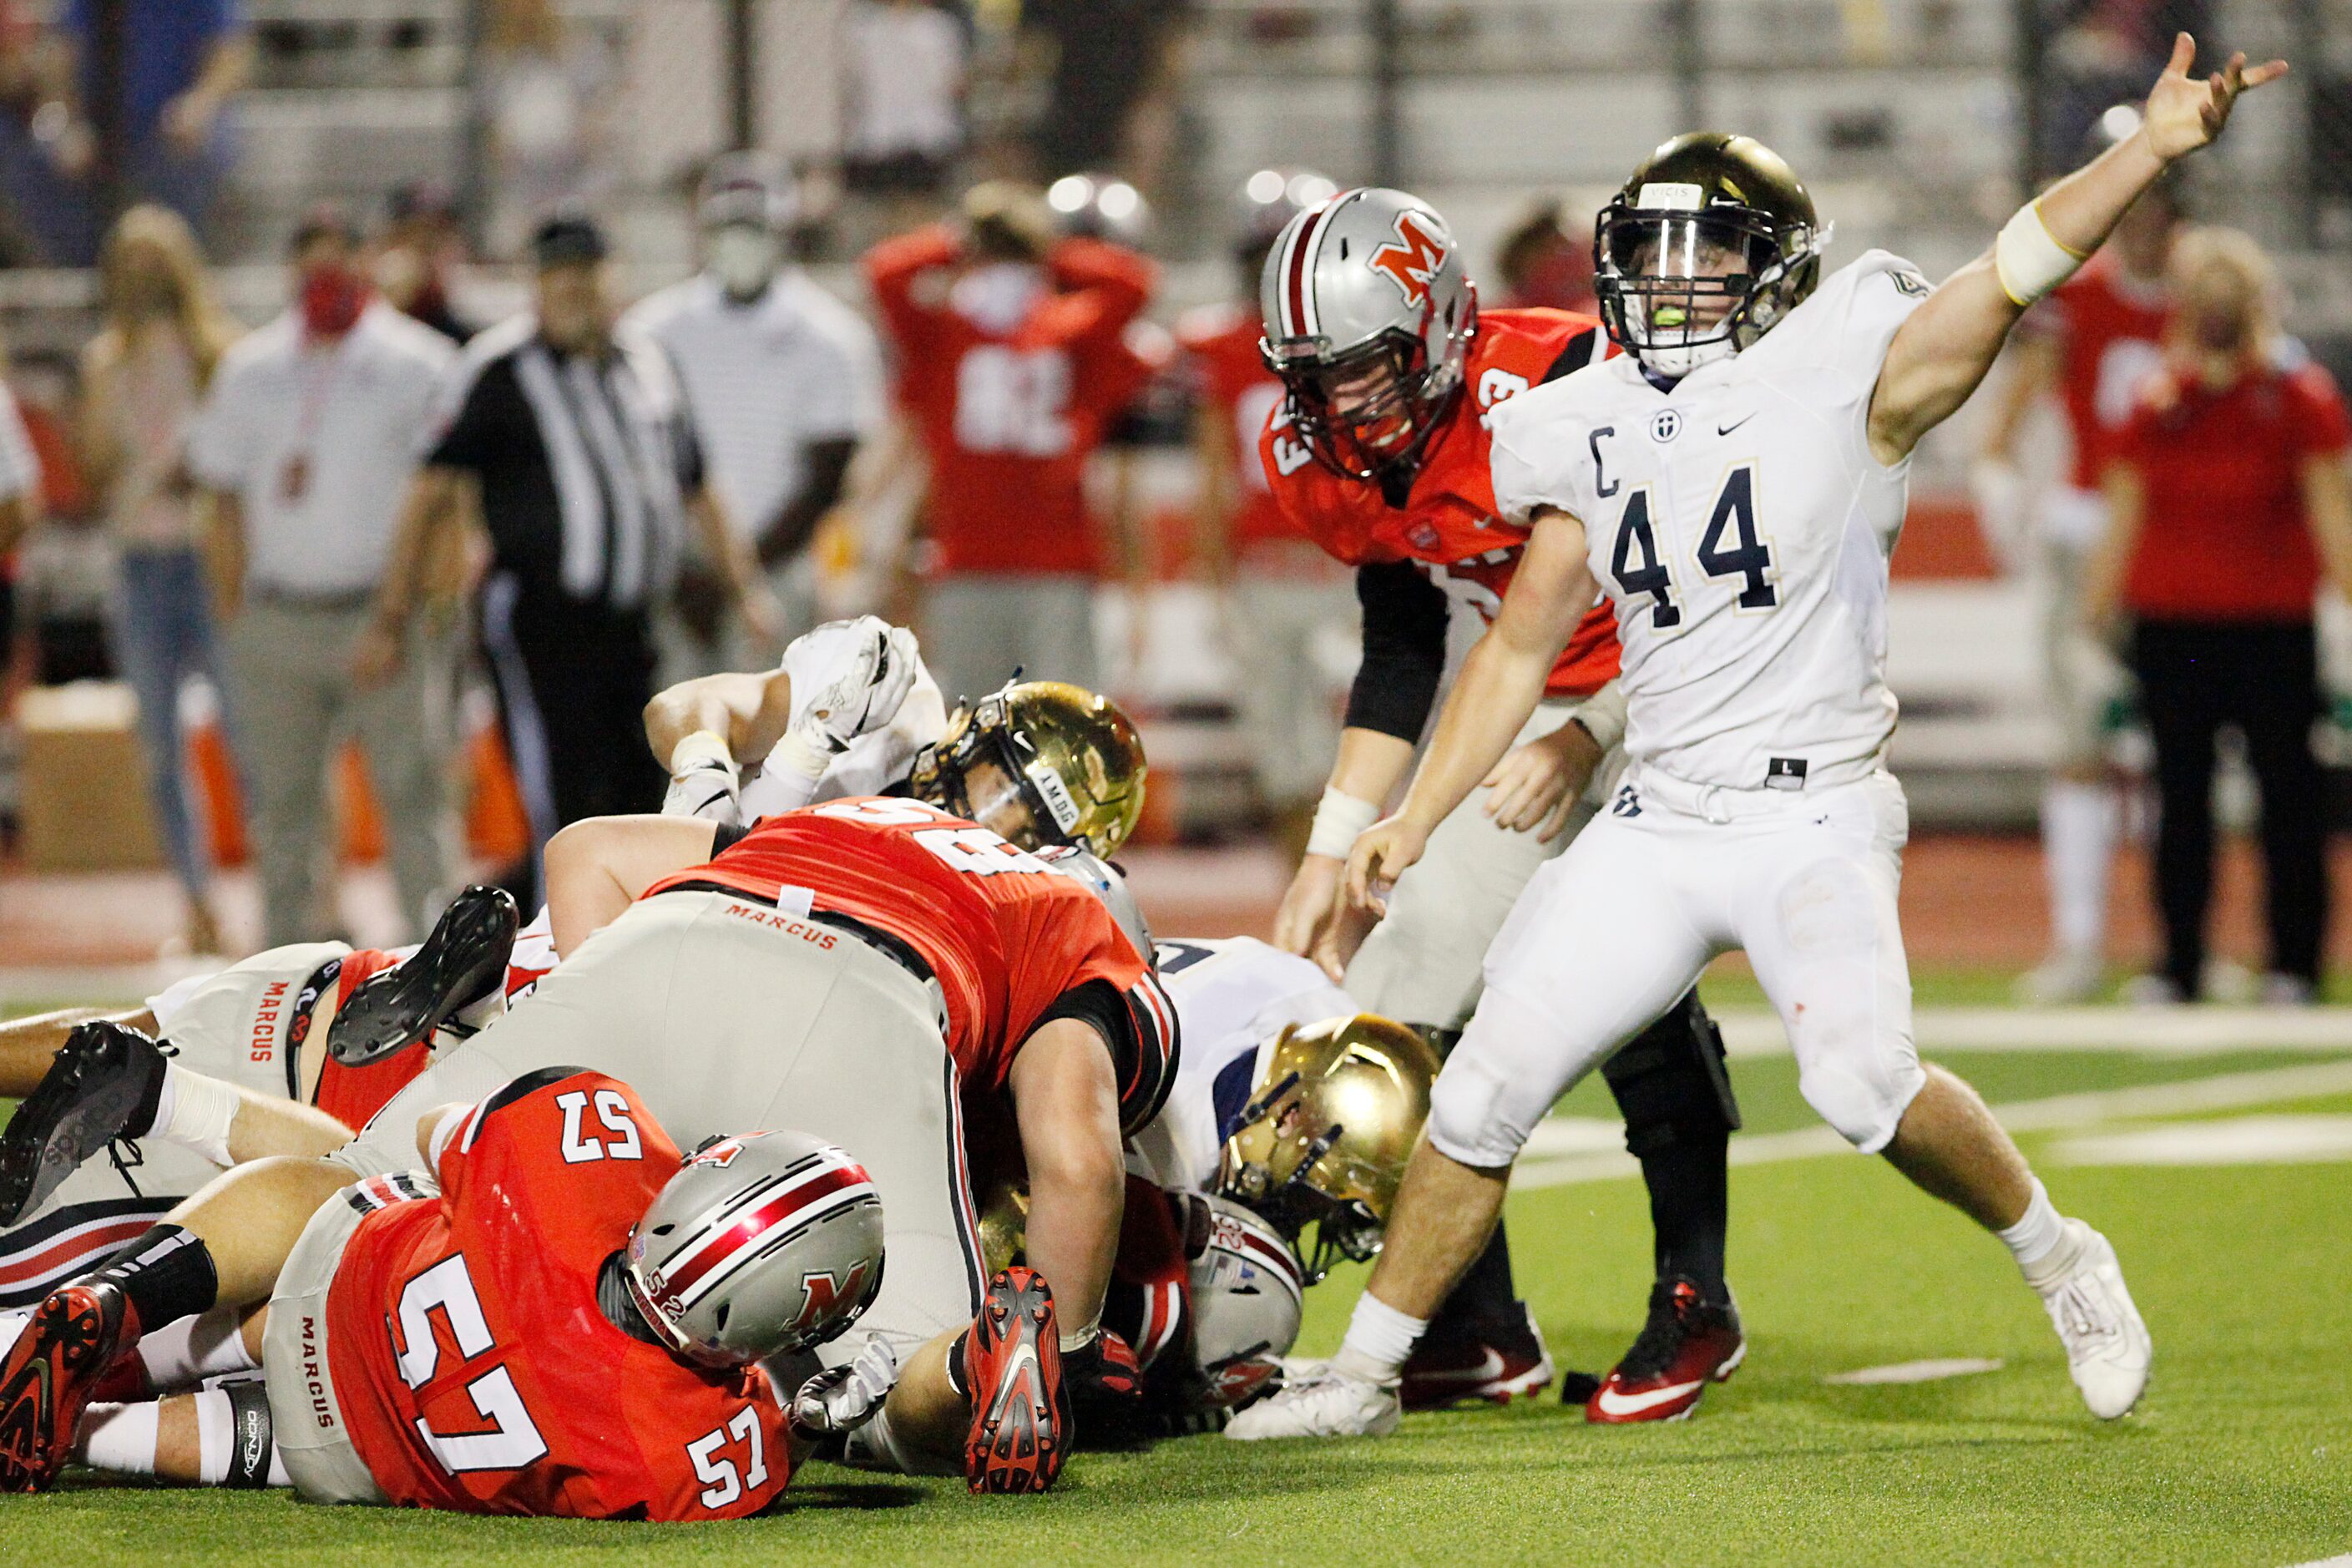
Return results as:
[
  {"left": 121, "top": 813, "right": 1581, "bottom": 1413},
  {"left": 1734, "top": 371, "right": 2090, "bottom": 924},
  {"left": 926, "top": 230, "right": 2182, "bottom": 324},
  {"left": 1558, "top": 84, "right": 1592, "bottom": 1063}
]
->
[{"left": 1489, "top": 251, "right": 1932, "bottom": 794}]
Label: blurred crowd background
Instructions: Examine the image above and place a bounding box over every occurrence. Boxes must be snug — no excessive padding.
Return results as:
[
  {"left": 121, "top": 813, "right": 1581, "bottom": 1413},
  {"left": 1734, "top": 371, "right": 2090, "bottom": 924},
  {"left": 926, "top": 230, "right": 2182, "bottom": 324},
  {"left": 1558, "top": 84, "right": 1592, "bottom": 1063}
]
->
[{"left": 0, "top": 0, "right": 2347, "bottom": 999}]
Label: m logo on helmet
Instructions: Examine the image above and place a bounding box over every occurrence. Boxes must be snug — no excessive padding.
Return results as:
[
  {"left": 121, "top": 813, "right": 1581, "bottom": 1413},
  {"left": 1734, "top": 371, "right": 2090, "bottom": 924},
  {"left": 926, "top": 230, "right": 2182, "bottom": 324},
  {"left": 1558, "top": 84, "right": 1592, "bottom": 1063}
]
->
[
  {"left": 1369, "top": 210, "right": 1447, "bottom": 309},
  {"left": 789, "top": 1261, "right": 873, "bottom": 1333}
]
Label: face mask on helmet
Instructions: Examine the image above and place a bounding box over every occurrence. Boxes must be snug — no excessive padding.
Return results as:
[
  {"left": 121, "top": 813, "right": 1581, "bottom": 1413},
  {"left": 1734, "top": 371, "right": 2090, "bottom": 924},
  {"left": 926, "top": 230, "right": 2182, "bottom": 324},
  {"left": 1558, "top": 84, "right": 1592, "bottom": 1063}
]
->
[
  {"left": 908, "top": 680, "right": 1146, "bottom": 858},
  {"left": 1267, "top": 332, "right": 1452, "bottom": 484},
  {"left": 1596, "top": 205, "right": 1808, "bottom": 378}
]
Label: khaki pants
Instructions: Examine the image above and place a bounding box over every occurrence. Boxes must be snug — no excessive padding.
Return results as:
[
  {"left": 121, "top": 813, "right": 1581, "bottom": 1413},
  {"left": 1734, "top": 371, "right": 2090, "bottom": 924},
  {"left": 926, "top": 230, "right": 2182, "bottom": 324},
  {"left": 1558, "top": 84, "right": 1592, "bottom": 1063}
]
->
[
  {"left": 331, "top": 889, "right": 986, "bottom": 1362},
  {"left": 226, "top": 598, "right": 459, "bottom": 947},
  {"left": 921, "top": 575, "right": 1099, "bottom": 706},
  {"left": 1344, "top": 695, "right": 1622, "bottom": 1033},
  {"left": 1233, "top": 573, "right": 1358, "bottom": 810}
]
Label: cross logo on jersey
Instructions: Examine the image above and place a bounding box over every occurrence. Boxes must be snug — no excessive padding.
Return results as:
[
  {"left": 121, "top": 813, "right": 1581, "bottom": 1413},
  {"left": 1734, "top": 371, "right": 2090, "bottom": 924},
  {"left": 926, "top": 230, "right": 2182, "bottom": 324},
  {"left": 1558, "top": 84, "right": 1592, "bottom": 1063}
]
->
[{"left": 1369, "top": 210, "right": 1448, "bottom": 309}]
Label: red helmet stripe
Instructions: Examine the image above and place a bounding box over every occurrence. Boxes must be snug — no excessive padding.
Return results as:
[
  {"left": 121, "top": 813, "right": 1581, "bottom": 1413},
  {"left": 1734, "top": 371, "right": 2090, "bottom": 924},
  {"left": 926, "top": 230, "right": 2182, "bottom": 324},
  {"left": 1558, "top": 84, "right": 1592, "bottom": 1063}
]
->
[
  {"left": 660, "top": 1161, "right": 875, "bottom": 1305},
  {"left": 1282, "top": 195, "right": 1339, "bottom": 338},
  {"left": 1232, "top": 1226, "right": 1305, "bottom": 1307}
]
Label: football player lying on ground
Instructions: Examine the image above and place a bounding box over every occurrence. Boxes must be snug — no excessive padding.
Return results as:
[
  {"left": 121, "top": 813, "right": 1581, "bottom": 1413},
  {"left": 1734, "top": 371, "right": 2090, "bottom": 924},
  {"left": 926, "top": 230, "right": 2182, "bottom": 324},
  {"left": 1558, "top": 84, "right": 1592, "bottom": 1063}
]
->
[
  {"left": 7, "top": 793, "right": 1176, "bottom": 1495},
  {"left": 0, "top": 619, "right": 1113, "bottom": 1302},
  {"left": 0, "top": 1066, "right": 903, "bottom": 1517},
  {"left": 1232, "top": 35, "right": 2283, "bottom": 1440}
]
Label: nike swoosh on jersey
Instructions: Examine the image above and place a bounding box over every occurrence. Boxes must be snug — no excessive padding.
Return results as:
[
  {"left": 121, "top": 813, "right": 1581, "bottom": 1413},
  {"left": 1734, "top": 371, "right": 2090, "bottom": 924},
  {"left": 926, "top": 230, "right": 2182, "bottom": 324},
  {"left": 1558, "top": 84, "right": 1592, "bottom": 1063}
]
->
[
  {"left": 1593, "top": 1377, "right": 1705, "bottom": 1416},
  {"left": 1717, "top": 413, "right": 1757, "bottom": 435}
]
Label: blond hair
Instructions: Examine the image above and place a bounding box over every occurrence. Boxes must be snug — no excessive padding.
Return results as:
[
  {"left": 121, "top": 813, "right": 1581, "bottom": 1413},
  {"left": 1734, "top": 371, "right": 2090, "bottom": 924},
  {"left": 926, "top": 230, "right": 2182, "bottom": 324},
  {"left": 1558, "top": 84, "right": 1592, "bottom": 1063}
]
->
[
  {"left": 94, "top": 205, "right": 241, "bottom": 389},
  {"left": 2165, "top": 225, "right": 2282, "bottom": 367}
]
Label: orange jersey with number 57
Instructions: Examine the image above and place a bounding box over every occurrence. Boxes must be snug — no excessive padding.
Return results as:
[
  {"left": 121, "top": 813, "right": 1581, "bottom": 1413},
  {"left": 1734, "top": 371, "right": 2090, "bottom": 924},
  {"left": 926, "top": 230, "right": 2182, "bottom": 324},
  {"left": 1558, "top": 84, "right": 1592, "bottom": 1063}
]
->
[
  {"left": 323, "top": 1070, "right": 792, "bottom": 1520},
  {"left": 1257, "top": 306, "right": 1621, "bottom": 697}
]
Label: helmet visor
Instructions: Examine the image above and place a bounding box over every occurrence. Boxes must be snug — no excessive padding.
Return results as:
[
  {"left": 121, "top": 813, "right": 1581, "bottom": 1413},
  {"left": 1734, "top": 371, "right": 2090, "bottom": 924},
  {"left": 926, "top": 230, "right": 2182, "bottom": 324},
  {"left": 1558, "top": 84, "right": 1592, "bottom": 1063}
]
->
[
  {"left": 959, "top": 755, "right": 1055, "bottom": 848},
  {"left": 1597, "top": 208, "right": 1783, "bottom": 354}
]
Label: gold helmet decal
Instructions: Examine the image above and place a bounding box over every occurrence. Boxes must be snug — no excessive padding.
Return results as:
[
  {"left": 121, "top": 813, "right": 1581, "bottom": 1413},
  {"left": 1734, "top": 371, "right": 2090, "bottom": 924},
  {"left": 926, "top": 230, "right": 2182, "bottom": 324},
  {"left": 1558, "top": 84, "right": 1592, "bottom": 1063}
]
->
[
  {"left": 1215, "top": 1014, "right": 1441, "bottom": 1282},
  {"left": 910, "top": 679, "right": 1146, "bottom": 858}
]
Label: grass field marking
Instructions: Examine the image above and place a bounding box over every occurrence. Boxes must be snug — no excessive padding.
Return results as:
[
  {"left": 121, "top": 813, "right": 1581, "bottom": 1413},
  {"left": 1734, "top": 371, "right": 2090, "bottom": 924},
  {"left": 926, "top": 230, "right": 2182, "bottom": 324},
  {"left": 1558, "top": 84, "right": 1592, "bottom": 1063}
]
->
[
  {"left": 1823, "top": 1357, "right": 2006, "bottom": 1385},
  {"left": 1715, "top": 1005, "right": 2352, "bottom": 1058},
  {"left": 1515, "top": 1058, "right": 2352, "bottom": 1188},
  {"left": 2051, "top": 1114, "right": 2352, "bottom": 1166}
]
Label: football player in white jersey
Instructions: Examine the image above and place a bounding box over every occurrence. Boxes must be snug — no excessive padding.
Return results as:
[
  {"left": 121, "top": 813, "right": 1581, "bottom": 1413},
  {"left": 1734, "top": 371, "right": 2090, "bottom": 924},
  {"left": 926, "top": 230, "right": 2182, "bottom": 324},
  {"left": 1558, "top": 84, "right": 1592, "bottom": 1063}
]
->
[{"left": 1233, "top": 36, "right": 2284, "bottom": 1442}]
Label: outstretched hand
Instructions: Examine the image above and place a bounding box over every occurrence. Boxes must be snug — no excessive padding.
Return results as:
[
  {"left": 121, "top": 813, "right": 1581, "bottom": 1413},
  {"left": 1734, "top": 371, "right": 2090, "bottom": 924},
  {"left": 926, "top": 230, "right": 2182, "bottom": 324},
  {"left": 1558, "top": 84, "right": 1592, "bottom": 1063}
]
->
[
  {"left": 1346, "top": 816, "right": 1430, "bottom": 915},
  {"left": 2143, "top": 33, "right": 2287, "bottom": 162}
]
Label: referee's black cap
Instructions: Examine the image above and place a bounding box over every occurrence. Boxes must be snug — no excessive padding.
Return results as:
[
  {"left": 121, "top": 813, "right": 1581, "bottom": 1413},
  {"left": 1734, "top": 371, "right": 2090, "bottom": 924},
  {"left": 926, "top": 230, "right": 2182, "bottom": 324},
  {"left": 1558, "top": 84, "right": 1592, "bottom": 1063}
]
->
[{"left": 530, "top": 210, "right": 609, "bottom": 269}]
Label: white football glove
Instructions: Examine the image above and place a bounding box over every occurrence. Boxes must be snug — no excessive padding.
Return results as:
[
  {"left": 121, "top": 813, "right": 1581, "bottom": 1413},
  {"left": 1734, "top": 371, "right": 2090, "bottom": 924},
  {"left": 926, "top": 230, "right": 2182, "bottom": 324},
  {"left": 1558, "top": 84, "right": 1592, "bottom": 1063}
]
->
[
  {"left": 790, "top": 1335, "right": 899, "bottom": 1435},
  {"left": 662, "top": 730, "right": 743, "bottom": 827},
  {"left": 802, "top": 618, "right": 922, "bottom": 755}
]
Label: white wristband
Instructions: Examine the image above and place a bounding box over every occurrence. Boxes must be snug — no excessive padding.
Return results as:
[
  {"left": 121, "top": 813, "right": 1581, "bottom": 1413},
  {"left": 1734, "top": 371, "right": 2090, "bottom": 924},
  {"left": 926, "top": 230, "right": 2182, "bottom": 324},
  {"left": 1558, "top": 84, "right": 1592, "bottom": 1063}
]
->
[
  {"left": 1993, "top": 200, "right": 2087, "bottom": 308},
  {"left": 1567, "top": 680, "right": 1627, "bottom": 756},
  {"left": 1304, "top": 787, "right": 1381, "bottom": 861}
]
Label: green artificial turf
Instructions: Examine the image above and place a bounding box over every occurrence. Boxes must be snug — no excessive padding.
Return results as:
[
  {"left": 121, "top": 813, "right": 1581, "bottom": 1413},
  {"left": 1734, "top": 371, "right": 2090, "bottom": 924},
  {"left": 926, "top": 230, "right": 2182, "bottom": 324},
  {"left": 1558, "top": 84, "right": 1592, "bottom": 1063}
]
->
[{"left": 3, "top": 1022, "right": 2349, "bottom": 1564}]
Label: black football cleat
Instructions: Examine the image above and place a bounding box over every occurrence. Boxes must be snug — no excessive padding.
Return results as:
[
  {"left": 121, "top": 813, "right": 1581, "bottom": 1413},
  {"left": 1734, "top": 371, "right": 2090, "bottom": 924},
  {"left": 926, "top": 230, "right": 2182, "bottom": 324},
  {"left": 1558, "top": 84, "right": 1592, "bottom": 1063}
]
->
[
  {"left": 327, "top": 885, "right": 520, "bottom": 1066},
  {"left": 0, "top": 1020, "right": 168, "bottom": 1227},
  {"left": 1585, "top": 1276, "right": 1745, "bottom": 1424},
  {"left": 1399, "top": 1300, "right": 1555, "bottom": 1409},
  {"left": 0, "top": 1281, "right": 137, "bottom": 1491}
]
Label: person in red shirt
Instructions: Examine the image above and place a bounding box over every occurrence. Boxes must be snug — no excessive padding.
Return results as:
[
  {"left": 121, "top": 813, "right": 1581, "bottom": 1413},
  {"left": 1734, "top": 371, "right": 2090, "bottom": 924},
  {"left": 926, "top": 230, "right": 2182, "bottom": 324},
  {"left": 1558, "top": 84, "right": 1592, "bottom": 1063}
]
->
[
  {"left": 1252, "top": 187, "right": 1745, "bottom": 1422},
  {"left": 1181, "top": 169, "right": 1349, "bottom": 853},
  {"left": 0, "top": 1068, "right": 896, "bottom": 1514},
  {"left": 2084, "top": 226, "right": 2352, "bottom": 1004},
  {"left": 866, "top": 182, "right": 1157, "bottom": 705},
  {"left": 1977, "top": 121, "right": 2183, "bottom": 1003}
]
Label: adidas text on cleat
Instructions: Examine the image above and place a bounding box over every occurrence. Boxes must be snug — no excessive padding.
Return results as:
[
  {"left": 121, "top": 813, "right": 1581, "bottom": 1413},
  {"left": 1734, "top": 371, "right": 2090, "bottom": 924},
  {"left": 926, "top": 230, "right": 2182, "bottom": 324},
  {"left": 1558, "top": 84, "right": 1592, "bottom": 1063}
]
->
[
  {"left": 964, "top": 1267, "right": 1070, "bottom": 1494},
  {"left": 327, "top": 885, "right": 520, "bottom": 1066},
  {"left": 1586, "top": 1276, "right": 1746, "bottom": 1424},
  {"left": 0, "top": 1020, "right": 169, "bottom": 1227}
]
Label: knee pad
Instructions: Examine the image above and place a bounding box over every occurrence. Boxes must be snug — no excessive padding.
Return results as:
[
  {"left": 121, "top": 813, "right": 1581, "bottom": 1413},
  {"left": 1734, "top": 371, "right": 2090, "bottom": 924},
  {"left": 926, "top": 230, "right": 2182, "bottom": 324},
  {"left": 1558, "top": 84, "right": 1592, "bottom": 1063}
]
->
[
  {"left": 1425, "top": 1050, "right": 1532, "bottom": 1170},
  {"left": 1601, "top": 992, "right": 1740, "bottom": 1159}
]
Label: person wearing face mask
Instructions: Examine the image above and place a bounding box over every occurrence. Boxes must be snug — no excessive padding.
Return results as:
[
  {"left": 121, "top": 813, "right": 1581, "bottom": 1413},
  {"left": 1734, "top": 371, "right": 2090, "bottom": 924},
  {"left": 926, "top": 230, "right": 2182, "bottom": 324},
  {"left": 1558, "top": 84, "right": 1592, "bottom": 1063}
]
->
[
  {"left": 78, "top": 205, "right": 244, "bottom": 954},
  {"left": 862, "top": 180, "right": 1158, "bottom": 706},
  {"left": 2081, "top": 226, "right": 2352, "bottom": 1006},
  {"left": 625, "top": 157, "right": 883, "bottom": 672},
  {"left": 186, "top": 204, "right": 465, "bottom": 950},
  {"left": 357, "top": 211, "right": 776, "bottom": 914}
]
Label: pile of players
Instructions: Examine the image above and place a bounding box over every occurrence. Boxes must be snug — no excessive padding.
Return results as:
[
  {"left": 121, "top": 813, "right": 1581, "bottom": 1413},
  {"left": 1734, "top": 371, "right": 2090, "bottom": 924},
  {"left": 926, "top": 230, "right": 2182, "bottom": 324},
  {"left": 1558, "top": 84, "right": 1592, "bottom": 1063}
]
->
[{"left": 0, "top": 31, "right": 2281, "bottom": 1513}]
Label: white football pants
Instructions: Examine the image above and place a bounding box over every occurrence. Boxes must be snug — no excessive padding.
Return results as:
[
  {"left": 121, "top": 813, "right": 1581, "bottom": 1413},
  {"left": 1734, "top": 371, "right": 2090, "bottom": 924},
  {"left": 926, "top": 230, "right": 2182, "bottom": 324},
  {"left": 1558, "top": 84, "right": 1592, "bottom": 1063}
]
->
[{"left": 1429, "top": 767, "right": 1926, "bottom": 1166}]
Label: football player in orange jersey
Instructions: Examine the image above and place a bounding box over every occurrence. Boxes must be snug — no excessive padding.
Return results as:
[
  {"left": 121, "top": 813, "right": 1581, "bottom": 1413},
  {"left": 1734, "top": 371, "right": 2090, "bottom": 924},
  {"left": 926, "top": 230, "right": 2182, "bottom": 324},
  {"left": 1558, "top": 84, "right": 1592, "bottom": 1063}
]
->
[
  {"left": 1255, "top": 187, "right": 1746, "bottom": 1423},
  {"left": 0, "top": 1068, "right": 894, "bottom": 1516}
]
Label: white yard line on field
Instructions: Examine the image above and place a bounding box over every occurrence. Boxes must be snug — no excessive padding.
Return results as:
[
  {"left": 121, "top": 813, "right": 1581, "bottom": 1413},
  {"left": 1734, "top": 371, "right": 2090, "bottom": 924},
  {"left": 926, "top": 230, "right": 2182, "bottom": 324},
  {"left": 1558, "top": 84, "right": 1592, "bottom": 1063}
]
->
[
  {"left": 1515, "top": 1059, "right": 2352, "bottom": 1189},
  {"left": 1823, "top": 1358, "right": 2005, "bottom": 1386},
  {"left": 1717, "top": 1006, "right": 2352, "bottom": 1058}
]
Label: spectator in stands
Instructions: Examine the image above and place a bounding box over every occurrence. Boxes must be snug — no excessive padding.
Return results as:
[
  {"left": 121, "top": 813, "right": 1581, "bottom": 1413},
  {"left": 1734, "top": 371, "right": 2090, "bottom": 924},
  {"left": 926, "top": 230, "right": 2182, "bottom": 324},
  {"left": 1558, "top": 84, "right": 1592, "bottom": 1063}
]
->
[
  {"left": 187, "top": 205, "right": 462, "bottom": 948},
  {"left": 0, "top": 0, "right": 250, "bottom": 265},
  {"left": 2085, "top": 227, "right": 2352, "bottom": 1006},
  {"left": 625, "top": 156, "right": 883, "bottom": 669},
  {"left": 359, "top": 212, "right": 771, "bottom": 908},
  {"left": 864, "top": 180, "right": 1156, "bottom": 703},
  {"left": 1493, "top": 198, "right": 1596, "bottom": 316},
  {"left": 480, "top": 0, "right": 615, "bottom": 260},
  {"left": 79, "top": 204, "right": 241, "bottom": 953},
  {"left": 372, "top": 180, "right": 475, "bottom": 345},
  {"left": 841, "top": 0, "right": 965, "bottom": 222}
]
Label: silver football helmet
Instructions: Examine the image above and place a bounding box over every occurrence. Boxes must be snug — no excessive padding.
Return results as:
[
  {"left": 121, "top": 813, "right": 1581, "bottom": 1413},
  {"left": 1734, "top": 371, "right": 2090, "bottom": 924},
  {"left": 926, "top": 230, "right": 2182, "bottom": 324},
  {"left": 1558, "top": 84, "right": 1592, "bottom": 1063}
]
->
[
  {"left": 1187, "top": 1196, "right": 1305, "bottom": 1409},
  {"left": 625, "top": 1130, "right": 886, "bottom": 1368},
  {"left": 1257, "top": 186, "right": 1477, "bottom": 483},
  {"left": 1038, "top": 845, "right": 1154, "bottom": 963}
]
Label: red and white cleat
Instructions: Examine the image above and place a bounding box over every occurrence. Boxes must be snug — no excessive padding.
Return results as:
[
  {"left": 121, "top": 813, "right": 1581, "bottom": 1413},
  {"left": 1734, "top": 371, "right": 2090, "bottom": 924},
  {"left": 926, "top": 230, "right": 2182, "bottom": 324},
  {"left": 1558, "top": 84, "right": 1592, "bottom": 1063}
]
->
[
  {"left": 1399, "top": 1302, "right": 1555, "bottom": 1410},
  {"left": 1585, "top": 1277, "right": 1745, "bottom": 1424},
  {"left": 962, "top": 1267, "right": 1070, "bottom": 1494},
  {"left": 0, "top": 1281, "right": 138, "bottom": 1491}
]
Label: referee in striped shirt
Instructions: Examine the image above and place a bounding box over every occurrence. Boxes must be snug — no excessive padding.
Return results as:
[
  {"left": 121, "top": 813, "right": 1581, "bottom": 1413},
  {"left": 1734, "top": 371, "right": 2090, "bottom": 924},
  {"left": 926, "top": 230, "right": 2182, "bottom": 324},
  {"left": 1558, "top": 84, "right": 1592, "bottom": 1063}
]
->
[{"left": 357, "top": 213, "right": 776, "bottom": 903}]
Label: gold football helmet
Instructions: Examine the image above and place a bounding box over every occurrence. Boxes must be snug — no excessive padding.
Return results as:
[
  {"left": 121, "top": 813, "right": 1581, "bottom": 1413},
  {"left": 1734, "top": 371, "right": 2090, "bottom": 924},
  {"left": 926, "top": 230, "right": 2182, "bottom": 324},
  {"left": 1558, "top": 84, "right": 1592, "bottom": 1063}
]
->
[
  {"left": 976, "top": 1174, "right": 1031, "bottom": 1280},
  {"left": 908, "top": 680, "right": 1146, "bottom": 857},
  {"left": 1215, "top": 1014, "right": 1441, "bottom": 1282}
]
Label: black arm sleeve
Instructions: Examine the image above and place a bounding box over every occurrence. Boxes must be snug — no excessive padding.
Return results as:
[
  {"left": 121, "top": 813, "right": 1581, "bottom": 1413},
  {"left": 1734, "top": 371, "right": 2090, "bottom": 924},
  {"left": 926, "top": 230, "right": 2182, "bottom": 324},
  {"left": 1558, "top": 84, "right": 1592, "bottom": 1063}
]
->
[
  {"left": 1025, "top": 976, "right": 1179, "bottom": 1136},
  {"left": 1343, "top": 559, "right": 1450, "bottom": 741}
]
